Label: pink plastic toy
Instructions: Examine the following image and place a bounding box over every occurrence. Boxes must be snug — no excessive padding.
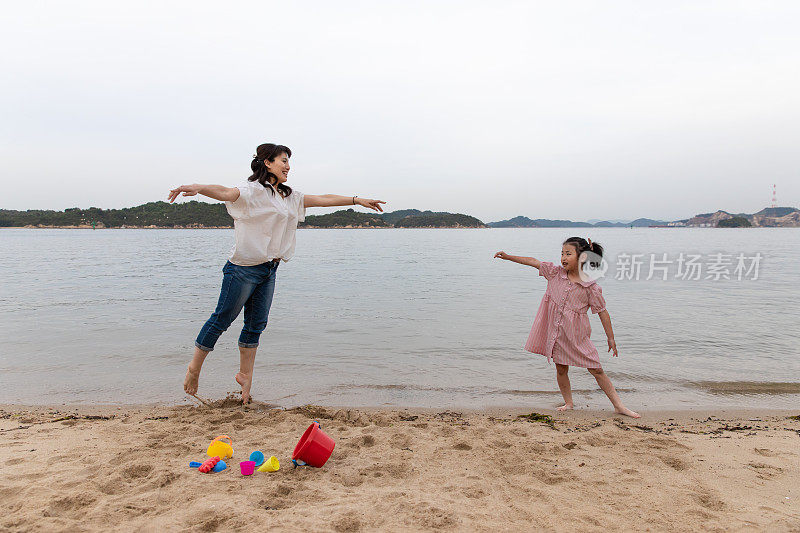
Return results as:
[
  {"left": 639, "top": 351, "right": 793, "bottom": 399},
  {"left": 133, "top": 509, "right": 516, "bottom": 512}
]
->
[
  {"left": 199, "top": 456, "right": 220, "bottom": 473},
  {"left": 239, "top": 460, "right": 255, "bottom": 476}
]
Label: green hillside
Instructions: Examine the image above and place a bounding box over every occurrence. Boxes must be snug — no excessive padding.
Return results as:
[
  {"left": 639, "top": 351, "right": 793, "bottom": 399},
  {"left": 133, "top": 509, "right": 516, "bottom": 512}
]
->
[{"left": 0, "top": 203, "right": 485, "bottom": 228}]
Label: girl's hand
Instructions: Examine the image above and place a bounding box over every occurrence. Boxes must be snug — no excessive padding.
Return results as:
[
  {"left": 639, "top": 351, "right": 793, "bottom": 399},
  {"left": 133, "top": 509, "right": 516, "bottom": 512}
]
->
[
  {"left": 494, "top": 251, "right": 509, "bottom": 260},
  {"left": 356, "top": 197, "right": 386, "bottom": 212},
  {"left": 607, "top": 337, "right": 618, "bottom": 357},
  {"left": 168, "top": 184, "right": 203, "bottom": 203}
]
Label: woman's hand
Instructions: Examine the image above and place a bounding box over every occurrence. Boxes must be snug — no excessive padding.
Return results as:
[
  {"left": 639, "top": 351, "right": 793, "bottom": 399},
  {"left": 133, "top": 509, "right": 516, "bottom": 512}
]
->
[
  {"left": 168, "top": 184, "right": 203, "bottom": 203},
  {"left": 607, "top": 337, "right": 618, "bottom": 357},
  {"left": 168, "top": 184, "right": 239, "bottom": 203},
  {"left": 494, "top": 251, "right": 510, "bottom": 260},
  {"left": 355, "top": 197, "right": 386, "bottom": 212}
]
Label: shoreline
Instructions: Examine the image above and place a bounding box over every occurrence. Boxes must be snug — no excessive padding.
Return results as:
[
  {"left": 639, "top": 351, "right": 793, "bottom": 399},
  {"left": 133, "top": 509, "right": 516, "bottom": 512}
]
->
[
  {"left": 2, "top": 402, "right": 799, "bottom": 418},
  {"left": 3, "top": 403, "right": 798, "bottom": 531}
]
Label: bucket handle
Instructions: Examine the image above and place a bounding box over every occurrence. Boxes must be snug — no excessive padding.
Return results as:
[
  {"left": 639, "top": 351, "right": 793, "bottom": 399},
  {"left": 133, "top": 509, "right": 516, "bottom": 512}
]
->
[{"left": 211, "top": 435, "right": 233, "bottom": 446}]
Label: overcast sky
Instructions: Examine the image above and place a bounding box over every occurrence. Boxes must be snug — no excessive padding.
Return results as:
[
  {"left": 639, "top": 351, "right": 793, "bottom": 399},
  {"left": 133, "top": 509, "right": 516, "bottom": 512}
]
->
[{"left": 2, "top": 1, "right": 798, "bottom": 222}]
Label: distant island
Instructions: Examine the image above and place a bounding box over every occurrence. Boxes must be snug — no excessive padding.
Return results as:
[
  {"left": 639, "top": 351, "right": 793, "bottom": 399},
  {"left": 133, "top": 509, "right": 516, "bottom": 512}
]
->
[
  {"left": 487, "top": 216, "right": 668, "bottom": 228},
  {"left": 0, "top": 203, "right": 485, "bottom": 229},
  {"left": 489, "top": 206, "right": 800, "bottom": 228},
  {"left": 302, "top": 209, "right": 485, "bottom": 228},
  {"left": 682, "top": 207, "right": 799, "bottom": 228},
  {"left": 2, "top": 202, "right": 798, "bottom": 229}
]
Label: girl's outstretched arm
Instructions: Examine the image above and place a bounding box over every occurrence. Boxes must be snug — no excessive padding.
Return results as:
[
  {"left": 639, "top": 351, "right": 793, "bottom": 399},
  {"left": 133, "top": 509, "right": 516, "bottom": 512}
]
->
[
  {"left": 598, "top": 310, "right": 618, "bottom": 357},
  {"left": 494, "top": 251, "right": 542, "bottom": 269},
  {"left": 304, "top": 194, "right": 385, "bottom": 212},
  {"left": 168, "top": 184, "right": 240, "bottom": 203}
]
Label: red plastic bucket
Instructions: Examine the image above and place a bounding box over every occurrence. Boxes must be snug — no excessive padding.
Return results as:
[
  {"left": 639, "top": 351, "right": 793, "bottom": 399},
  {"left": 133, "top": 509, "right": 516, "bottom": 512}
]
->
[{"left": 292, "top": 421, "right": 335, "bottom": 467}]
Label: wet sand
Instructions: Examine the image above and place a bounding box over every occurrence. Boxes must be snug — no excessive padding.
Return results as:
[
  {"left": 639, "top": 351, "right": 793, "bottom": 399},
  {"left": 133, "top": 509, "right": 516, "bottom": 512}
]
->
[{"left": 2, "top": 403, "right": 799, "bottom": 532}]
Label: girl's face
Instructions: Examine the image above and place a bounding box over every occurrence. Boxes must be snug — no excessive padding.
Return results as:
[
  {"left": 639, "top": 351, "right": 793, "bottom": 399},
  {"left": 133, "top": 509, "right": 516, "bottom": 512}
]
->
[
  {"left": 265, "top": 152, "right": 291, "bottom": 185},
  {"left": 561, "top": 243, "right": 582, "bottom": 272}
]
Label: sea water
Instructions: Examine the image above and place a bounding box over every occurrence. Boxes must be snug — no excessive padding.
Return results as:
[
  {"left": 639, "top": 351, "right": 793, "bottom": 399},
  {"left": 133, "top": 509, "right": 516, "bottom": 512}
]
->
[{"left": 0, "top": 227, "right": 798, "bottom": 409}]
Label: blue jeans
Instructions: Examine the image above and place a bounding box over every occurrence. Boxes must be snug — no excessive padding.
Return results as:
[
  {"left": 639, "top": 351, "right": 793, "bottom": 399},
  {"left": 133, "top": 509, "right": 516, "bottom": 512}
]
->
[{"left": 195, "top": 260, "right": 278, "bottom": 351}]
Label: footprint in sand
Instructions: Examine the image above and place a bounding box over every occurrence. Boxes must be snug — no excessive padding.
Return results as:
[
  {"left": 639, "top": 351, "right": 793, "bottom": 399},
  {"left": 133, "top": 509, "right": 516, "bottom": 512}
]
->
[
  {"left": 463, "top": 487, "right": 486, "bottom": 499},
  {"left": 192, "top": 515, "right": 231, "bottom": 532},
  {"left": 43, "top": 493, "right": 97, "bottom": 517},
  {"left": 332, "top": 511, "right": 362, "bottom": 533},
  {"left": 389, "top": 433, "right": 412, "bottom": 449},
  {"left": 260, "top": 497, "right": 292, "bottom": 511},
  {"left": 753, "top": 447, "right": 779, "bottom": 458},
  {"left": 360, "top": 463, "right": 411, "bottom": 480},
  {"left": 693, "top": 489, "right": 726, "bottom": 511},
  {"left": 407, "top": 503, "right": 457, "bottom": 529},
  {"left": 122, "top": 464, "right": 153, "bottom": 479},
  {"left": 747, "top": 462, "right": 783, "bottom": 479},
  {"left": 274, "top": 484, "right": 293, "bottom": 496},
  {"left": 641, "top": 436, "right": 690, "bottom": 450},
  {"left": 658, "top": 455, "right": 689, "bottom": 471},
  {"left": 338, "top": 472, "right": 365, "bottom": 487}
]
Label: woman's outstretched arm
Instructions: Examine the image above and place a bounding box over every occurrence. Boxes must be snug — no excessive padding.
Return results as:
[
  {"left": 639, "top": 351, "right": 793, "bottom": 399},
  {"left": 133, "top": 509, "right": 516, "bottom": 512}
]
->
[
  {"left": 304, "top": 194, "right": 385, "bottom": 212},
  {"left": 494, "top": 251, "right": 542, "bottom": 269},
  {"left": 168, "top": 184, "right": 240, "bottom": 203}
]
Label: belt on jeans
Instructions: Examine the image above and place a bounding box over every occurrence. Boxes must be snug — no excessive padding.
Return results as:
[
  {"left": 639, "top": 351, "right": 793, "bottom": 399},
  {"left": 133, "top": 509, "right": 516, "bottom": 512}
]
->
[{"left": 269, "top": 258, "right": 281, "bottom": 265}]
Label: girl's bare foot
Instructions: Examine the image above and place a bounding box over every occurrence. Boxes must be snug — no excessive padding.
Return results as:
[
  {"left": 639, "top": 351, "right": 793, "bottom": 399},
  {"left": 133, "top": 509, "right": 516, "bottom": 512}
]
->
[
  {"left": 615, "top": 406, "right": 641, "bottom": 418},
  {"left": 235, "top": 372, "right": 252, "bottom": 404},
  {"left": 557, "top": 403, "right": 573, "bottom": 412},
  {"left": 184, "top": 365, "right": 200, "bottom": 395}
]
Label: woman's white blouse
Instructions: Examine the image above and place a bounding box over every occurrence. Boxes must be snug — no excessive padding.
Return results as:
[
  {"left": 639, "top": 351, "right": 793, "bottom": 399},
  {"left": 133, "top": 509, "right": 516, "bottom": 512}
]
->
[{"left": 224, "top": 181, "right": 305, "bottom": 266}]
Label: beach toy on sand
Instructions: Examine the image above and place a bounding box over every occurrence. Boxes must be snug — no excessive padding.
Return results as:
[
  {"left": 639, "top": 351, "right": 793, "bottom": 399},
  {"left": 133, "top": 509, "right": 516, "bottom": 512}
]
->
[
  {"left": 292, "top": 421, "right": 335, "bottom": 468},
  {"left": 257, "top": 455, "right": 280, "bottom": 473},
  {"left": 190, "top": 460, "right": 227, "bottom": 473},
  {"left": 207, "top": 435, "right": 234, "bottom": 460},
  {"left": 239, "top": 461, "right": 255, "bottom": 476},
  {"left": 249, "top": 451, "right": 265, "bottom": 467},
  {"left": 198, "top": 456, "right": 220, "bottom": 473}
]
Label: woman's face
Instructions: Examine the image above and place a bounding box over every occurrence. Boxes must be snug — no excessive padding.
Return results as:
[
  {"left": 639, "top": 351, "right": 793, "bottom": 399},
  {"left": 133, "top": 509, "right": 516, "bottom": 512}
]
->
[{"left": 264, "top": 152, "right": 290, "bottom": 185}]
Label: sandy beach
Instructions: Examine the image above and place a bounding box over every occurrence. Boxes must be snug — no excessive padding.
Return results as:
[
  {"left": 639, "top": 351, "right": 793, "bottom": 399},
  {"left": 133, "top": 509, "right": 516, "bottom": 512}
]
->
[{"left": 2, "top": 402, "right": 799, "bottom": 532}]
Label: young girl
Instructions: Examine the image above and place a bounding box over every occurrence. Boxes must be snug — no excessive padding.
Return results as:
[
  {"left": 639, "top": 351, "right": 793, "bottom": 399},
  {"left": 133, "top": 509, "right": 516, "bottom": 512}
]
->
[{"left": 494, "top": 237, "right": 640, "bottom": 418}]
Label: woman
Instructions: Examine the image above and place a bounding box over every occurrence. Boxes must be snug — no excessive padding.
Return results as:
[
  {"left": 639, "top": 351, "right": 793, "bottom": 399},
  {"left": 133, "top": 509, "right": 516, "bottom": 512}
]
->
[{"left": 168, "top": 143, "right": 385, "bottom": 404}]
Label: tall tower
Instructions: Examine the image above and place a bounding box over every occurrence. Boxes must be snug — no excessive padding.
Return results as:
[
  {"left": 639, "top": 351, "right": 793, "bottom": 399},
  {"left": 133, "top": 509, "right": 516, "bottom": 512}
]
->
[{"left": 771, "top": 184, "right": 777, "bottom": 208}]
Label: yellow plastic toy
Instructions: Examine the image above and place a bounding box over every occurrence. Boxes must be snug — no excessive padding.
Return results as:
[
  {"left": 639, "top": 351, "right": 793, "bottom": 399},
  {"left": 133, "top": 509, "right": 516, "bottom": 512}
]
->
[
  {"left": 206, "top": 435, "right": 234, "bottom": 460},
  {"left": 257, "top": 455, "right": 280, "bottom": 473}
]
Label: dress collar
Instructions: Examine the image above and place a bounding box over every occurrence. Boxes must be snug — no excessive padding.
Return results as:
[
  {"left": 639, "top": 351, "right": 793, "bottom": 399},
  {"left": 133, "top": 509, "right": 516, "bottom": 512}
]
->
[{"left": 557, "top": 265, "right": 597, "bottom": 287}]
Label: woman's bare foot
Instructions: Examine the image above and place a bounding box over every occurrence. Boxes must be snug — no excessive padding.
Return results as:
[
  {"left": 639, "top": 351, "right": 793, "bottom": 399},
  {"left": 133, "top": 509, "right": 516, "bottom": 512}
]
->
[
  {"left": 556, "top": 403, "right": 574, "bottom": 412},
  {"left": 235, "top": 372, "right": 252, "bottom": 404},
  {"left": 615, "top": 406, "right": 641, "bottom": 418},
  {"left": 184, "top": 365, "right": 200, "bottom": 395}
]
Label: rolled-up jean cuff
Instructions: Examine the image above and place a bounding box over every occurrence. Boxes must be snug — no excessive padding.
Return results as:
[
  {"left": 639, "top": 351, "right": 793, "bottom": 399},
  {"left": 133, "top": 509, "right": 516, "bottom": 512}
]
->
[
  {"left": 195, "top": 341, "right": 214, "bottom": 352},
  {"left": 238, "top": 341, "right": 259, "bottom": 348}
]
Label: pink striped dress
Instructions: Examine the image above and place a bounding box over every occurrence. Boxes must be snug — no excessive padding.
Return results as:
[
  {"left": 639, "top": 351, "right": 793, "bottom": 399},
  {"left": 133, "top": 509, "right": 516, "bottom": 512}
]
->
[{"left": 524, "top": 261, "right": 607, "bottom": 368}]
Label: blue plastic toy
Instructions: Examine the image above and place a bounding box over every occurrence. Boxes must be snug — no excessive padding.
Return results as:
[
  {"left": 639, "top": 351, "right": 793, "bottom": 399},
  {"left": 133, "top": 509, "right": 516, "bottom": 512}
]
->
[
  {"left": 249, "top": 451, "right": 265, "bottom": 467},
  {"left": 189, "top": 460, "right": 227, "bottom": 473}
]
